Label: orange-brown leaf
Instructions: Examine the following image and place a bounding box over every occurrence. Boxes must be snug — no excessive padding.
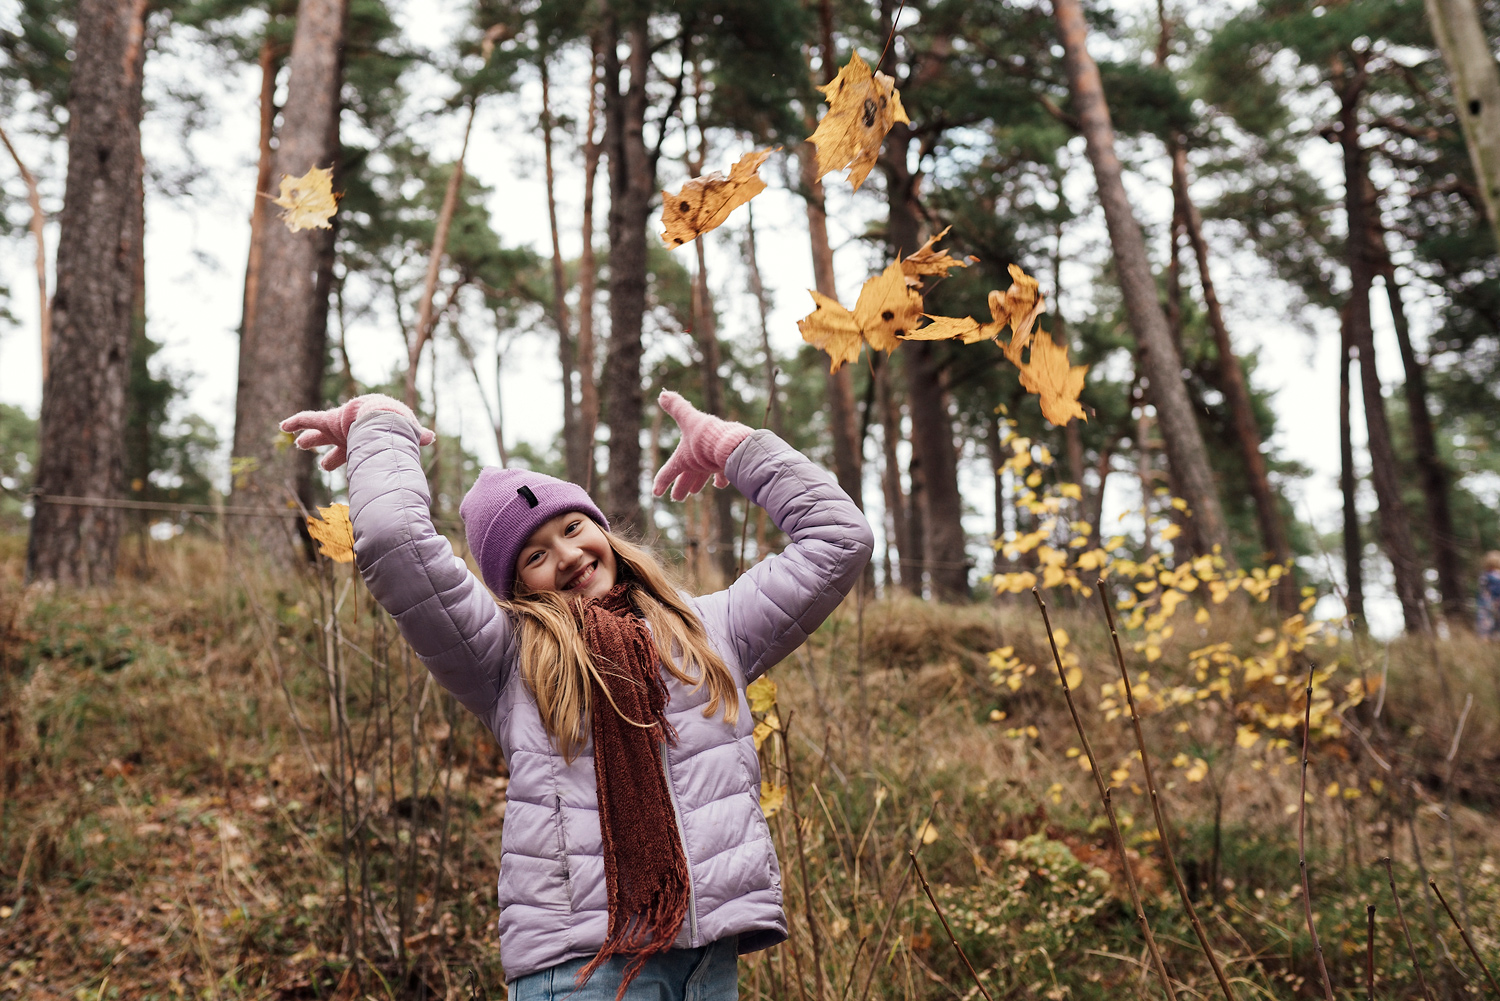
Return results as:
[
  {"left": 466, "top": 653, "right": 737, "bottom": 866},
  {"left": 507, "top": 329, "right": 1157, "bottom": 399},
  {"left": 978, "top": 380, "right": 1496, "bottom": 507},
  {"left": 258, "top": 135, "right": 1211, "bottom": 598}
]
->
[
  {"left": 806, "top": 53, "right": 911, "bottom": 191},
  {"left": 853, "top": 261, "right": 924, "bottom": 352},
  {"left": 1018, "top": 335, "right": 1089, "bottom": 426},
  {"left": 660, "top": 148, "right": 775, "bottom": 247},
  {"left": 797, "top": 291, "right": 864, "bottom": 373},
  {"left": 901, "top": 226, "right": 974, "bottom": 286}
]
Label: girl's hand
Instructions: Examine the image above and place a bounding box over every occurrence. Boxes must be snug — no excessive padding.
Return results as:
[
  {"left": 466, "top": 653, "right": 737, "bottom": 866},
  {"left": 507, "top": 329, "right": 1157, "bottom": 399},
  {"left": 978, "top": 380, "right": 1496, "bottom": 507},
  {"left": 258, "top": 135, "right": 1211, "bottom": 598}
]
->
[
  {"left": 652, "top": 390, "right": 753, "bottom": 501},
  {"left": 280, "top": 394, "right": 436, "bottom": 471}
]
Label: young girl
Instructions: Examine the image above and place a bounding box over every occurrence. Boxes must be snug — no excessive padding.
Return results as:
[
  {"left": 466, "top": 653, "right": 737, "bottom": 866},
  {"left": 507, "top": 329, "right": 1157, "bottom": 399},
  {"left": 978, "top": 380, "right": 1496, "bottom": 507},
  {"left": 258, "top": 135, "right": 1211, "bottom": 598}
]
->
[{"left": 280, "top": 390, "right": 873, "bottom": 1000}]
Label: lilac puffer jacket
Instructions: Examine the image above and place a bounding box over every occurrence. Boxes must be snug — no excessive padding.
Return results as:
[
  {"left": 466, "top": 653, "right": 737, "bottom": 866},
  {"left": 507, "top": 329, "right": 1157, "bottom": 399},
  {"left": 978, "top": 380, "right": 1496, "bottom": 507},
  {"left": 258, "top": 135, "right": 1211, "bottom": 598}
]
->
[{"left": 344, "top": 414, "right": 873, "bottom": 980}]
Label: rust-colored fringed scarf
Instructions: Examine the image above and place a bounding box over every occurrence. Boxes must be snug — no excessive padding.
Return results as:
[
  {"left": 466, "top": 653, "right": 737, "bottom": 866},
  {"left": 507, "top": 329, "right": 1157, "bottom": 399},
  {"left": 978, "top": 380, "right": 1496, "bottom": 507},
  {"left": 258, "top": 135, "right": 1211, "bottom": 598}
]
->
[{"left": 573, "top": 584, "right": 691, "bottom": 999}]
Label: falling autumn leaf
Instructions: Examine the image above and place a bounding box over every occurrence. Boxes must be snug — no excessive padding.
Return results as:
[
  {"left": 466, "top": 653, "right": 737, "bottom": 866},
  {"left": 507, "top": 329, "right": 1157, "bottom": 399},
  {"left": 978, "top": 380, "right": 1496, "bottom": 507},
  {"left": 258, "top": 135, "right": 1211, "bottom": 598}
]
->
[
  {"left": 852, "top": 261, "right": 924, "bottom": 352},
  {"left": 797, "top": 291, "right": 865, "bottom": 373},
  {"left": 759, "top": 781, "right": 787, "bottom": 818},
  {"left": 306, "top": 503, "right": 354, "bottom": 563},
  {"left": 660, "top": 148, "right": 776, "bottom": 247},
  {"left": 900, "top": 227, "right": 974, "bottom": 286},
  {"left": 271, "top": 166, "right": 339, "bottom": 232},
  {"left": 1018, "top": 334, "right": 1089, "bottom": 426},
  {"left": 806, "top": 52, "right": 911, "bottom": 190}
]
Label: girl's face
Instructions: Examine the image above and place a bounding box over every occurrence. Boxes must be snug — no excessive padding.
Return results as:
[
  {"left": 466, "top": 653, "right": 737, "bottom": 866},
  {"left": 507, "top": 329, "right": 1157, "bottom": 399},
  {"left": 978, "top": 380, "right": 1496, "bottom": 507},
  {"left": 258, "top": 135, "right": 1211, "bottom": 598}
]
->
[{"left": 515, "top": 512, "right": 618, "bottom": 599}]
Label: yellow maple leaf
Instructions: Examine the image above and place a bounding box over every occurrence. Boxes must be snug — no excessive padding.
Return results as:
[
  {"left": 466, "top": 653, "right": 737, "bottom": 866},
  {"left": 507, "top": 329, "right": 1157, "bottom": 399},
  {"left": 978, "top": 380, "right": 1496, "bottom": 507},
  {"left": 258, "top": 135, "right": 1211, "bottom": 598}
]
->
[
  {"left": 1017, "top": 335, "right": 1088, "bottom": 426},
  {"left": 797, "top": 291, "right": 864, "bottom": 372},
  {"left": 271, "top": 166, "right": 339, "bottom": 232},
  {"left": 908, "top": 264, "right": 1044, "bottom": 347},
  {"left": 746, "top": 675, "right": 778, "bottom": 713},
  {"left": 806, "top": 52, "right": 911, "bottom": 190},
  {"left": 306, "top": 503, "right": 354, "bottom": 563},
  {"left": 759, "top": 781, "right": 787, "bottom": 818},
  {"left": 660, "top": 148, "right": 775, "bottom": 248},
  {"left": 853, "top": 261, "right": 924, "bottom": 352},
  {"left": 900, "top": 226, "right": 974, "bottom": 286}
]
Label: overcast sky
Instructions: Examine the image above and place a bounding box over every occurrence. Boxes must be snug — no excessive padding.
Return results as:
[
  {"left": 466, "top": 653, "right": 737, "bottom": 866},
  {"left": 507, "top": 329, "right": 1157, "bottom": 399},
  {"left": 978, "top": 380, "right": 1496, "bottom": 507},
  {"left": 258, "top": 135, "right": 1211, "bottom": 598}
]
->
[{"left": 0, "top": 0, "right": 1430, "bottom": 635}]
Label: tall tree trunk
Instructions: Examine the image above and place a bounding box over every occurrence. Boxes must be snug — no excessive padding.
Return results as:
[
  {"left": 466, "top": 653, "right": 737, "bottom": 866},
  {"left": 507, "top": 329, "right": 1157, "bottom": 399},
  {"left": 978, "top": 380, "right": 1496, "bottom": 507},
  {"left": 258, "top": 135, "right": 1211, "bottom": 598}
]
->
[
  {"left": 1338, "top": 70, "right": 1427, "bottom": 634},
  {"left": 26, "top": 0, "right": 147, "bottom": 586},
  {"left": 988, "top": 412, "right": 1007, "bottom": 579},
  {"left": 577, "top": 40, "right": 603, "bottom": 495},
  {"left": 1340, "top": 314, "right": 1366, "bottom": 627},
  {"left": 744, "top": 204, "right": 780, "bottom": 434},
  {"left": 0, "top": 125, "right": 50, "bottom": 384},
  {"left": 231, "top": 0, "right": 346, "bottom": 557},
  {"left": 1368, "top": 196, "right": 1465, "bottom": 622},
  {"left": 405, "top": 103, "right": 476, "bottom": 410},
  {"left": 601, "top": 15, "right": 654, "bottom": 533},
  {"left": 1171, "top": 141, "right": 1296, "bottom": 609},
  {"left": 873, "top": 353, "right": 912, "bottom": 590},
  {"left": 241, "top": 33, "right": 281, "bottom": 340},
  {"left": 542, "top": 59, "right": 586, "bottom": 486},
  {"left": 1425, "top": 0, "right": 1500, "bottom": 248},
  {"left": 1053, "top": 0, "right": 1232, "bottom": 560}
]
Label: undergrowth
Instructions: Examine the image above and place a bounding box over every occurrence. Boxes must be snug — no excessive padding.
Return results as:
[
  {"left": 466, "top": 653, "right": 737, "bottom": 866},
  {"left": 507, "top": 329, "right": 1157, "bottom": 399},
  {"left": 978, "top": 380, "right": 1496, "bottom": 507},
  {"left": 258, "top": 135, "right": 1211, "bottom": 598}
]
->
[{"left": 0, "top": 533, "right": 1496, "bottom": 1000}]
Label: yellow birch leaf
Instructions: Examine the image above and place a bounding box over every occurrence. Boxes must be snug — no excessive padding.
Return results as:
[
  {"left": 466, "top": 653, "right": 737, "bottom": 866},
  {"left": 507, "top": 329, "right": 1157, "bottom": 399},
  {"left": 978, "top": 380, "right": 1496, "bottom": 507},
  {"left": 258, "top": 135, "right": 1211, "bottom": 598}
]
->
[
  {"left": 806, "top": 52, "right": 911, "bottom": 190},
  {"left": 747, "top": 675, "right": 778, "bottom": 713},
  {"left": 797, "top": 291, "right": 864, "bottom": 372},
  {"left": 1016, "top": 335, "right": 1088, "bottom": 426},
  {"left": 759, "top": 782, "right": 786, "bottom": 818},
  {"left": 918, "top": 819, "right": 940, "bottom": 844},
  {"left": 660, "top": 148, "right": 775, "bottom": 247},
  {"left": 853, "top": 261, "right": 924, "bottom": 352},
  {"left": 272, "top": 166, "right": 339, "bottom": 232},
  {"left": 900, "top": 226, "right": 974, "bottom": 285},
  {"left": 306, "top": 503, "right": 354, "bottom": 563},
  {"left": 1185, "top": 758, "right": 1209, "bottom": 782},
  {"left": 752, "top": 718, "right": 779, "bottom": 752}
]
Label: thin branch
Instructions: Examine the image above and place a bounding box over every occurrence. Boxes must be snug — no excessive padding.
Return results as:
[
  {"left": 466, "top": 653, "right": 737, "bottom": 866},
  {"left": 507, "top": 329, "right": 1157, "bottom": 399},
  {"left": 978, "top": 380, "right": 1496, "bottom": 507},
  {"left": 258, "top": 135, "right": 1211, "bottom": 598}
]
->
[
  {"left": 909, "top": 850, "right": 994, "bottom": 1001},
  {"left": 0, "top": 123, "right": 50, "bottom": 383},
  {"left": 1430, "top": 879, "right": 1500, "bottom": 996},
  {"left": 1297, "top": 663, "right": 1337, "bottom": 1001},
  {"left": 1098, "top": 582, "right": 1237, "bottom": 1001},
  {"left": 1382, "top": 858, "right": 1434, "bottom": 1001},
  {"left": 1034, "top": 588, "right": 1175, "bottom": 1001},
  {"left": 1365, "top": 904, "right": 1376, "bottom": 1001}
]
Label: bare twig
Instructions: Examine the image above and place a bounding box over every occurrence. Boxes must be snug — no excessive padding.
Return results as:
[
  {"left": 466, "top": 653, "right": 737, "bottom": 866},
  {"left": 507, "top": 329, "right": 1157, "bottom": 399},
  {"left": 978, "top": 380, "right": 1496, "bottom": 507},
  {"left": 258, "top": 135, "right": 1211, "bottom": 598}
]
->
[
  {"left": 857, "top": 800, "right": 935, "bottom": 1001},
  {"left": 1382, "top": 857, "right": 1434, "bottom": 1001},
  {"left": 1097, "top": 582, "right": 1237, "bottom": 1001},
  {"left": 1296, "top": 663, "right": 1336, "bottom": 1001},
  {"left": 1366, "top": 904, "right": 1376, "bottom": 1001},
  {"left": 1440, "top": 693, "right": 1473, "bottom": 929},
  {"left": 909, "top": 849, "right": 994, "bottom": 1001},
  {"left": 775, "top": 708, "right": 827, "bottom": 1001},
  {"left": 1034, "top": 588, "right": 1175, "bottom": 1001},
  {"left": 1430, "top": 879, "right": 1500, "bottom": 996}
]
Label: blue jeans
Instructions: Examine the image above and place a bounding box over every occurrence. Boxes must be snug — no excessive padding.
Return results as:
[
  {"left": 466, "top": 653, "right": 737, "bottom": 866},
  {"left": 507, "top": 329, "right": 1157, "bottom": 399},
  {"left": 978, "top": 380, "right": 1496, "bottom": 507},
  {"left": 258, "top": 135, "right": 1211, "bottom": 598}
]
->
[{"left": 508, "top": 936, "right": 739, "bottom": 1000}]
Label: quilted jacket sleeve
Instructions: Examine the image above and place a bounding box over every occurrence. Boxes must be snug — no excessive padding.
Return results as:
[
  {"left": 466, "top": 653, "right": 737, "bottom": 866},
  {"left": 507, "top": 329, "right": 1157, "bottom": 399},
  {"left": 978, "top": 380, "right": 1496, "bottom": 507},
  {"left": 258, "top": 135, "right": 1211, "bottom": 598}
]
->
[
  {"left": 345, "top": 412, "right": 516, "bottom": 719},
  {"left": 693, "top": 430, "right": 874, "bottom": 684}
]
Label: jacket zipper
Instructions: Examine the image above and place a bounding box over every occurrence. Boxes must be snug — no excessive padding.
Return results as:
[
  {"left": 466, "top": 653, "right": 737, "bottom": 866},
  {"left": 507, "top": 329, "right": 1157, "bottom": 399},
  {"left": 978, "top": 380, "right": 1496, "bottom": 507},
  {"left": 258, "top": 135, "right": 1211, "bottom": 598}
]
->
[{"left": 660, "top": 740, "right": 699, "bottom": 944}]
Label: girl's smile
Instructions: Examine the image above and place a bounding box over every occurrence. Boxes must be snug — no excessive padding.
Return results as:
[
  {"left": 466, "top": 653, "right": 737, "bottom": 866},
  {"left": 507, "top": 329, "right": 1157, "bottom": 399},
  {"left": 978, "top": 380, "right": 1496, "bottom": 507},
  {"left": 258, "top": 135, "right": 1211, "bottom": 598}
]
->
[{"left": 515, "top": 512, "right": 618, "bottom": 599}]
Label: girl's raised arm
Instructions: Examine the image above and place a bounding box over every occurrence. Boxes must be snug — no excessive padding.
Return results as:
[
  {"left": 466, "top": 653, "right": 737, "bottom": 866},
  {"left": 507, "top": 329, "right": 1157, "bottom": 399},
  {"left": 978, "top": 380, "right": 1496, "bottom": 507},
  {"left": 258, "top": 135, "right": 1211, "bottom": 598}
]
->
[
  {"left": 653, "top": 392, "right": 874, "bottom": 685},
  {"left": 284, "top": 399, "right": 516, "bottom": 721}
]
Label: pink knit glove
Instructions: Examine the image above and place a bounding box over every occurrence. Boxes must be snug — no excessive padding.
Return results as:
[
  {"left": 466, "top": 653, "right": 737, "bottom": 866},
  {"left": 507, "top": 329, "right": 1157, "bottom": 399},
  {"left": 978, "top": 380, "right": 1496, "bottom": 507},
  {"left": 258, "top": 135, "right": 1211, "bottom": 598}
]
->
[
  {"left": 280, "top": 394, "right": 436, "bottom": 471},
  {"left": 652, "top": 390, "right": 754, "bottom": 501}
]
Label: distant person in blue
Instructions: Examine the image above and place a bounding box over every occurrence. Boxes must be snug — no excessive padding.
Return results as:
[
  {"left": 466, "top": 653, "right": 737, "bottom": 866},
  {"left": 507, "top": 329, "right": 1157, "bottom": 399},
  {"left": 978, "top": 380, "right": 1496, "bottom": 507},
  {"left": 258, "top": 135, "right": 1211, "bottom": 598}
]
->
[{"left": 1478, "top": 552, "right": 1500, "bottom": 639}]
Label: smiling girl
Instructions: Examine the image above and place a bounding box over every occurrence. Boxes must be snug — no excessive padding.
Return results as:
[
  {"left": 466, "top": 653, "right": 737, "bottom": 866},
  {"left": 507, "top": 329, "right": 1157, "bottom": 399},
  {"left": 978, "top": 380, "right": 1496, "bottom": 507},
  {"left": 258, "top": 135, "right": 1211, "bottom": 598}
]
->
[{"left": 280, "top": 390, "right": 872, "bottom": 1001}]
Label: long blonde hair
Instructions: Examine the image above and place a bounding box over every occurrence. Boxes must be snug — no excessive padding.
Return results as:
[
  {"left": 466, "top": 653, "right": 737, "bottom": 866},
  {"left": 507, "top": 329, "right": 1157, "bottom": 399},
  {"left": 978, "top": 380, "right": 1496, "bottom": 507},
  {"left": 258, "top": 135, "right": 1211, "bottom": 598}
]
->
[{"left": 502, "top": 530, "right": 740, "bottom": 760}]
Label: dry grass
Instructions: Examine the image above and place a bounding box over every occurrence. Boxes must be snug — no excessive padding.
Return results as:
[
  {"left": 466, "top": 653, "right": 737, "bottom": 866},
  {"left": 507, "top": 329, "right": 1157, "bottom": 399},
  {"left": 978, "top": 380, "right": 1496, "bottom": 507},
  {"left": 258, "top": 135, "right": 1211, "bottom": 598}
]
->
[{"left": 1, "top": 534, "right": 1497, "bottom": 1000}]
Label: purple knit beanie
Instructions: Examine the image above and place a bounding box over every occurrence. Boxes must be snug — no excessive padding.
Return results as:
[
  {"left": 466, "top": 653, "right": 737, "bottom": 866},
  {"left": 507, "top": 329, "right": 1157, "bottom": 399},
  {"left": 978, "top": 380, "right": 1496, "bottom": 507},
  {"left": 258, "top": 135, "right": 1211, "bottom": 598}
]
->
[{"left": 459, "top": 467, "right": 610, "bottom": 599}]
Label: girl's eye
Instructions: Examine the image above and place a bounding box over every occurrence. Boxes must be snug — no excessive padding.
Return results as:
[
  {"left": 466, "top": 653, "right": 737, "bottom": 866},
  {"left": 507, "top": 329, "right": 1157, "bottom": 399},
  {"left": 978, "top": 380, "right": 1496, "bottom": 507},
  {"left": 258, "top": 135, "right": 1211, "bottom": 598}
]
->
[
  {"left": 526, "top": 551, "right": 543, "bottom": 566},
  {"left": 565, "top": 521, "right": 580, "bottom": 535}
]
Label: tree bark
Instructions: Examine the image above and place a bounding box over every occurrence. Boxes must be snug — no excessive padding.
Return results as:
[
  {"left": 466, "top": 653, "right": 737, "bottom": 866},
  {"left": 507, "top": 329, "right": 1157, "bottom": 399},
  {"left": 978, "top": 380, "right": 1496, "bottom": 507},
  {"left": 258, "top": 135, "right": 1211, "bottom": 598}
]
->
[
  {"left": 240, "top": 33, "right": 281, "bottom": 341},
  {"left": 1425, "top": 0, "right": 1500, "bottom": 248},
  {"left": 1053, "top": 0, "right": 1232, "bottom": 560},
  {"left": 26, "top": 0, "right": 148, "bottom": 586},
  {"left": 1368, "top": 196, "right": 1465, "bottom": 622},
  {"left": 1171, "top": 141, "right": 1296, "bottom": 608},
  {"left": 1339, "top": 313, "right": 1366, "bottom": 627},
  {"left": 231, "top": 0, "right": 346, "bottom": 557},
  {"left": 873, "top": 353, "right": 912, "bottom": 590},
  {"left": 405, "top": 103, "right": 476, "bottom": 410},
  {"left": 0, "top": 125, "right": 50, "bottom": 385},
  {"left": 577, "top": 39, "right": 603, "bottom": 495},
  {"left": 1339, "top": 71, "right": 1428, "bottom": 634},
  {"left": 601, "top": 15, "right": 654, "bottom": 533},
  {"left": 542, "top": 59, "right": 587, "bottom": 486}
]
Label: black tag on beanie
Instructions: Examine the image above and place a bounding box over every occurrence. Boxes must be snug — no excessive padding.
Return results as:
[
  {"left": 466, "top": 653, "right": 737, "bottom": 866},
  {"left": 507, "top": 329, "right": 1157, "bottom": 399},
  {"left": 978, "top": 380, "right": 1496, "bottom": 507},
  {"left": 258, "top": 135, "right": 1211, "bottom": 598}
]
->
[{"left": 517, "top": 485, "right": 539, "bottom": 508}]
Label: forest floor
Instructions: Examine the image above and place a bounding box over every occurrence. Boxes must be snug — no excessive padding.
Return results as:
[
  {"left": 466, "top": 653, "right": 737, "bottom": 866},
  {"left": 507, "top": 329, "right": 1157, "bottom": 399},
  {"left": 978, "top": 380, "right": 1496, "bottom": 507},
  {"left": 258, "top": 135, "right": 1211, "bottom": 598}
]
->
[{"left": 0, "top": 533, "right": 1497, "bottom": 1001}]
